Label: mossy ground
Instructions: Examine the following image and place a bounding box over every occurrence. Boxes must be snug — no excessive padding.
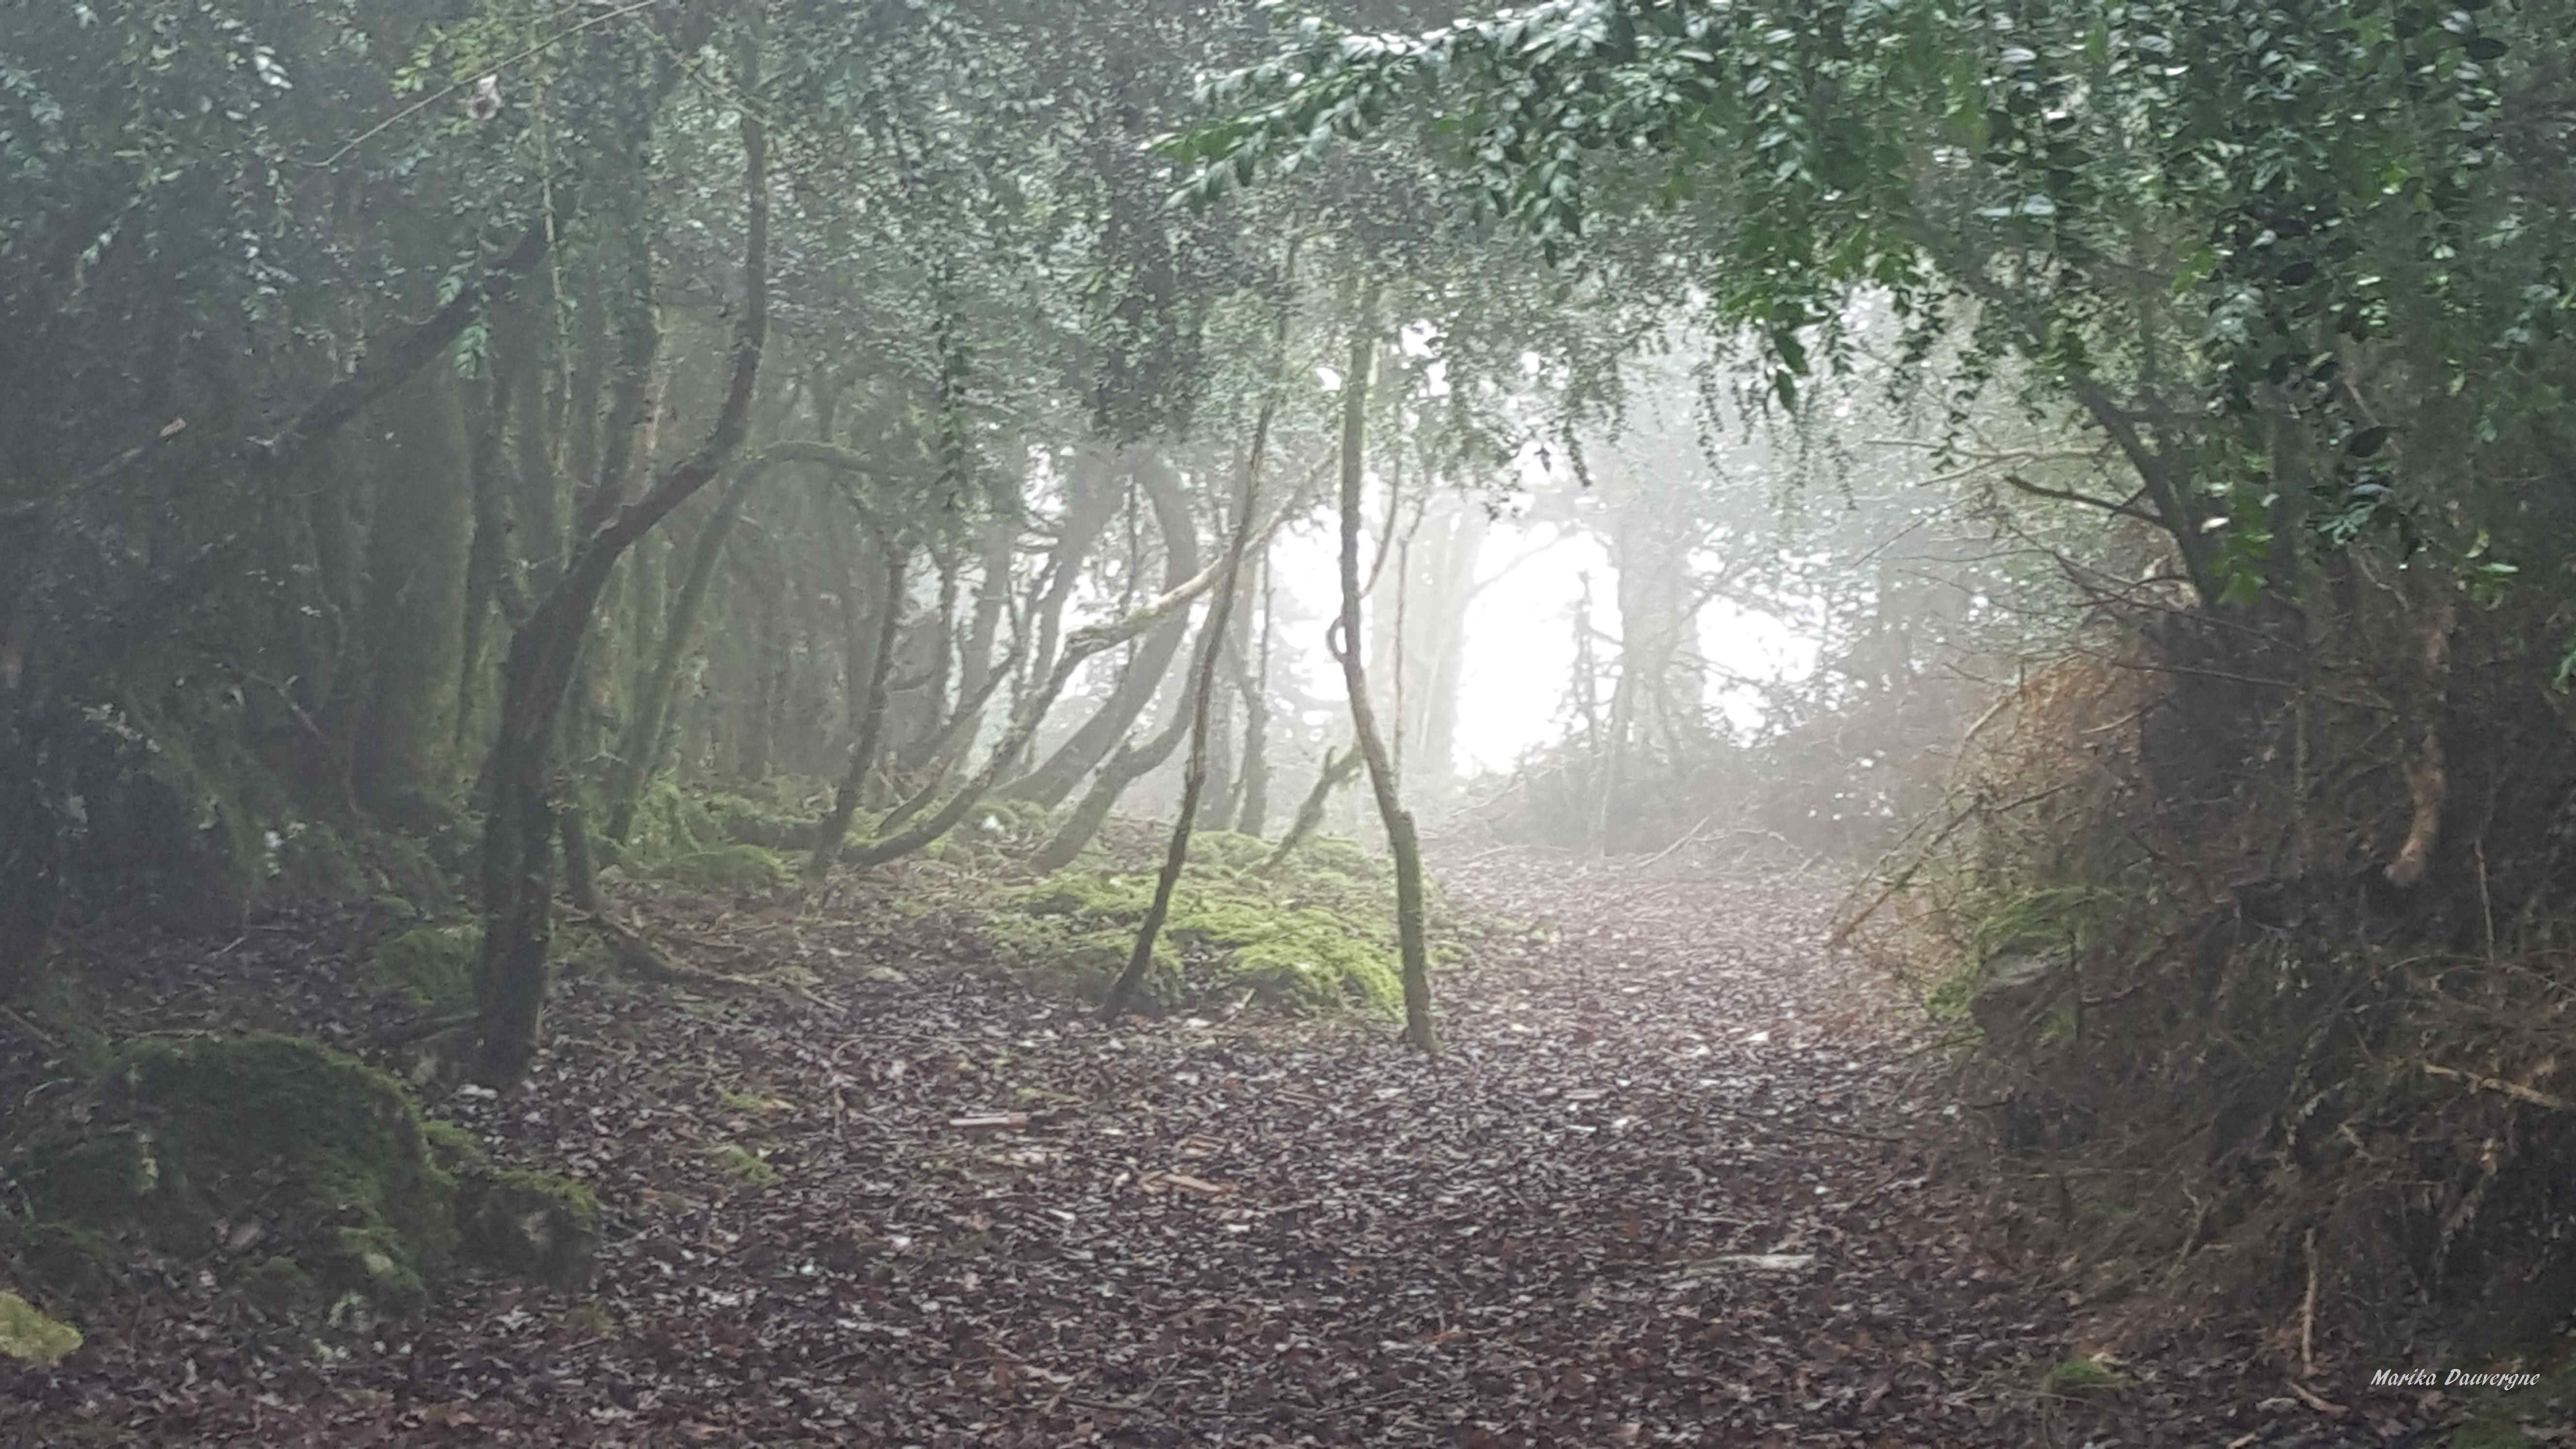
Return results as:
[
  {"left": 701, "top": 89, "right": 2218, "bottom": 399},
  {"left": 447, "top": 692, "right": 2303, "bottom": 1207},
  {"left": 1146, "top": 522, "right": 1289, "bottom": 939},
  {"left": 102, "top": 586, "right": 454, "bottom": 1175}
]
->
[
  {"left": 619, "top": 781, "right": 818, "bottom": 878},
  {"left": 651, "top": 843, "right": 792, "bottom": 892},
  {"left": 919, "top": 798, "right": 1064, "bottom": 869},
  {"left": 980, "top": 830, "right": 1411, "bottom": 1014}
]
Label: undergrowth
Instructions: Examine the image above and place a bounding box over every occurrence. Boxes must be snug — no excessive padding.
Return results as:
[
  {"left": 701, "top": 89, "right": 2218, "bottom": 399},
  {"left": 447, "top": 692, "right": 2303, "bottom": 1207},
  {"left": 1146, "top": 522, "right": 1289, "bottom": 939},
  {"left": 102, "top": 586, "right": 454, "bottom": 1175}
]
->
[{"left": 1852, "top": 596, "right": 2576, "bottom": 1366}]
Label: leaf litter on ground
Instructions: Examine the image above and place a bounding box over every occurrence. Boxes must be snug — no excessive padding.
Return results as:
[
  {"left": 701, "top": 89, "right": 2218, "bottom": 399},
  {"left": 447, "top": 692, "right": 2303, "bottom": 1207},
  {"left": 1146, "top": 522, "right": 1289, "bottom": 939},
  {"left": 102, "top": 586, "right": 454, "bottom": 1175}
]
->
[{"left": 0, "top": 842, "right": 2490, "bottom": 1446}]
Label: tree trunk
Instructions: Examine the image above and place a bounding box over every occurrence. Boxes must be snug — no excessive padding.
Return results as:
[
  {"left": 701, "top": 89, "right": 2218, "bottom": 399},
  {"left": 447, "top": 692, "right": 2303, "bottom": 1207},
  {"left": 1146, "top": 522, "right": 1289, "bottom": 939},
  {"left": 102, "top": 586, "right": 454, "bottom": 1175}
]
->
[
  {"left": 959, "top": 507, "right": 1014, "bottom": 709},
  {"left": 1234, "top": 554, "right": 1274, "bottom": 837},
  {"left": 818, "top": 501, "right": 1284, "bottom": 875},
  {"left": 1103, "top": 417, "right": 1276, "bottom": 1021},
  {"left": 474, "top": 87, "right": 767, "bottom": 1088},
  {"left": 1029, "top": 710, "right": 1190, "bottom": 874},
  {"left": 1329, "top": 283, "right": 1436, "bottom": 1053},
  {"left": 1000, "top": 453, "right": 1199, "bottom": 806},
  {"left": 898, "top": 546, "right": 961, "bottom": 772},
  {"left": 1257, "top": 744, "right": 1365, "bottom": 873},
  {"left": 1022, "top": 447, "right": 1118, "bottom": 711},
  {"left": 808, "top": 540, "right": 911, "bottom": 875},
  {"left": 605, "top": 463, "right": 762, "bottom": 842}
]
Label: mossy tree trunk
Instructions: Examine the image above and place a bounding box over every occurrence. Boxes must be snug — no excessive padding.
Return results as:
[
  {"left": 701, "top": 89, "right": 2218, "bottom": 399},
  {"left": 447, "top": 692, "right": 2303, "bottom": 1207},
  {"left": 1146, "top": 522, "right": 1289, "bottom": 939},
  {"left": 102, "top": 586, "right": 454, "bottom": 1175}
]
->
[
  {"left": 1234, "top": 553, "right": 1274, "bottom": 837},
  {"left": 474, "top": 92, "right": 768, "bottom": 1089},
  {"left": 1329, "top": 281, "right": 1436, "bottom": 1053},
  {"left": 604, "top": 462, "right": 763, "bottom": 844},
  {"left": 807, "top": 538, "right": 911, "bottom": 876},
  {"left": 1257, "top": 743, "right": 1364, "bottom": 874},
  {"left": 1103, "top": 426, "right": 1276, "bottom": 1022}
]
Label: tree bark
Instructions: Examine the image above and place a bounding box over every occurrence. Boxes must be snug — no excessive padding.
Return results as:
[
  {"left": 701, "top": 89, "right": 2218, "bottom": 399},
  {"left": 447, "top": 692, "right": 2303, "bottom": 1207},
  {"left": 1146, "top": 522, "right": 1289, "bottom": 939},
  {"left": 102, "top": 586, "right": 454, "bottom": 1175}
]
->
[
  {"left": 807, "top": 540, "right": 911, "bottom": 875},
  {"left": 1257, "top": 744, "right": 1365, "bottom": 874},
  {"left": 604, "top": 463, "right": 763, "bottom": 843},
  {"left": 352, "top": 365, "right": 473, "bottom": 825},
  {"left": 1234, "top": 554, "right": 1274, "bottom": 837},
  {"left": 473, "top": 83, "right": 768, "bottom": 1089},
  {"left": 817, "top": 500, "right": 1293, "bottom": 875},
  {"left": 1328, "top": 283, "right": 1436, "bottom": 1053},
  {"left": 1103, "top": 409, "right": 1277, "bottom": 1021}
]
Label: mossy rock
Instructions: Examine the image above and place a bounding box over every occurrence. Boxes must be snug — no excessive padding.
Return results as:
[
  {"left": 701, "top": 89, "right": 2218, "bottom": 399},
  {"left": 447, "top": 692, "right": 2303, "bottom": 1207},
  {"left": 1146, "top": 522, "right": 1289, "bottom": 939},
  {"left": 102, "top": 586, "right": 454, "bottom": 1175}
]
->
[
  {"left": 425, "top": 1118, "right": 598, "bottom": 1286},
  {"left": 0, "top": 1291, "right": 80, "bottom": 1366},
  {"left": 3, "top": 1034, "right": 454, "bottom": 1320},
  {"left": 456, "top": 1166, "right": 598, "bottom": 1287},
  {"left": 421, "top": 1119, "right": 487, "bottom": 1173},
  {"left": 368, "top": 924, "right": 480, "bottom": 1007},
  {"left": 2, "top": 1039, "right": 605, "bottom": 1328},
  {"left": 426, "top": 1119, "right": 597, "bottom": 1288},
  {"left": 653, "top": 844, "right": 791, "bottom": 892}
]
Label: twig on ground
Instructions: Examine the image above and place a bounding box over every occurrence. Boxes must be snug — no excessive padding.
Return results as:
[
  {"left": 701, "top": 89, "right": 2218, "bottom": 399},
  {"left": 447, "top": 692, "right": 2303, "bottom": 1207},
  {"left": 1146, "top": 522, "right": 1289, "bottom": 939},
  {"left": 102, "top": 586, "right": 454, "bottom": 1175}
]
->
[{"left": 1, "top": 1004, "right": 63, "bottom": 1051}]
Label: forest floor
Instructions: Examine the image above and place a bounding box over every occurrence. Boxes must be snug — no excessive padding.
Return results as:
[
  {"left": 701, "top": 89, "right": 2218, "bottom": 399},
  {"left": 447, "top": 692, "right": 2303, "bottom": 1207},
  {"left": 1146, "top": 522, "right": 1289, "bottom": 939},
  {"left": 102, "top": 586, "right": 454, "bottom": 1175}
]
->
[{"left": 0, "top": 842, "right": 2515, "bottom": 1446}]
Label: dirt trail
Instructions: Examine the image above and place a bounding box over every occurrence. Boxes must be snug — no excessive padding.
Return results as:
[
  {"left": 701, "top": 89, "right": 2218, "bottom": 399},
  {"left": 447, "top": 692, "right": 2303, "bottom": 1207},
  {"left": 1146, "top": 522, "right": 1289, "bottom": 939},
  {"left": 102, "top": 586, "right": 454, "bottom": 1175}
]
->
[{"left": 4, "top": 848, "right": 2354, "bottom": 1446}]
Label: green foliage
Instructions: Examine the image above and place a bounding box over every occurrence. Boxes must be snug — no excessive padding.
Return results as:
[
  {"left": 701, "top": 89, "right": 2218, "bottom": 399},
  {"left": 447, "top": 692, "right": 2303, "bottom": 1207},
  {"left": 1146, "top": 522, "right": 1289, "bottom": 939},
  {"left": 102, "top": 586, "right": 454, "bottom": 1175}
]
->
[
  {"left": 987, "top": 834, "right": 1404, "bottom": 1014},
  {"left": 368, "top": 924, "right": 480, "bottom": 1007},
  {"left": 1181, "top": 0, "right": 2576, "bottom": 607}
]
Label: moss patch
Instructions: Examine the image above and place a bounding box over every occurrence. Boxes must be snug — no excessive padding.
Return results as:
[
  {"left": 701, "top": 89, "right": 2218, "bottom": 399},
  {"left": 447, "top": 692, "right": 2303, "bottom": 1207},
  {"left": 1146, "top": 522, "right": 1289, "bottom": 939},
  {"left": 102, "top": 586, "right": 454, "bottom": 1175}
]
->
[
  {"left": 653, "top": 844, "right": 791, "bottom": 893},
  {"left": 0, "top": 1291, "right": 80, "bottom": 1366},
  {"left": 983, "top": 834, "right": 1407, "bottom": 1014},
  {"left": 2042, "top": 1356, "right": 2120, "bottom": 1394},
  {"left": 622, "top": 781, "right": 821, "bottom": 867},
  {"left": 712, "top": 1144, "right": 780, "bottom": 1188},
  {"left": 368, "top": 924, "right": 479, "bottom": 1007}
]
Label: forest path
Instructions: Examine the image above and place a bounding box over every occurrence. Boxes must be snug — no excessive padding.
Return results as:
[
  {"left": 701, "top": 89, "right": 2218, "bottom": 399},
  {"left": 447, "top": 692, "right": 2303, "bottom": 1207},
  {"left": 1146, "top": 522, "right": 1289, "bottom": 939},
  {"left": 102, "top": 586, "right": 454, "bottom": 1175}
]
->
[{"left": 8, "top": 848, "right": 2319, "bottom": 1446}]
